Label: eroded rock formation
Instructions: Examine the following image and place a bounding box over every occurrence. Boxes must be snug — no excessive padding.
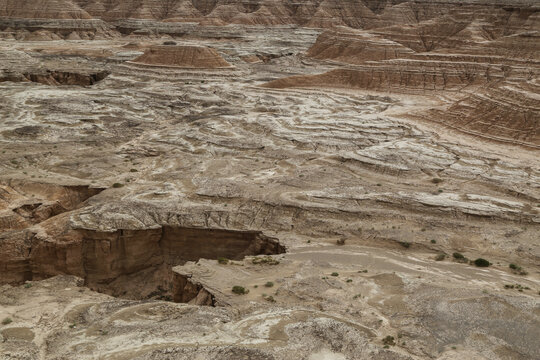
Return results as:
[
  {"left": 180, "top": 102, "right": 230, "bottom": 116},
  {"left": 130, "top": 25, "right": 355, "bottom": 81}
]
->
[
  {"left": 0, "top": 1, "right": 539, "bottom": 359},
  {"left": 0, "top": 181, "right": 285, "bottom": 303},
  {"left": 132, "top": 45, "right": 232, "bottom": 68}
]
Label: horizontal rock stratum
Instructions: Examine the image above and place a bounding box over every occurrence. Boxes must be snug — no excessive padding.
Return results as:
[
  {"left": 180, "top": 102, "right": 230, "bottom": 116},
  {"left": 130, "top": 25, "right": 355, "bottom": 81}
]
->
[{"left": 132, "top": 45, "right": 232, "bottom": 68}]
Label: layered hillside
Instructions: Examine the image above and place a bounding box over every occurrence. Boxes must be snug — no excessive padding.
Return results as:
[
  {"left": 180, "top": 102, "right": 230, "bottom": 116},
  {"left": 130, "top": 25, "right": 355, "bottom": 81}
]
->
[
  {"left": 262, "top": 0, "right": 540, "bottom": 148},
  {"left": 132, "top": 45, "right": 232, "bottom": 68},
  {"left": 0, "top": 0, "right": 92, "bottom": 19},
  {"left": 0, "top": 0, "right": 536, "bottom": 28}
]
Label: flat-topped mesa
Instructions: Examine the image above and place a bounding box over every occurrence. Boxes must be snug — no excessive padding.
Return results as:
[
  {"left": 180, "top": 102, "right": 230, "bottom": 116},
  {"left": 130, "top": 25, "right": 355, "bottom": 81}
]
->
[
  {"left": 131, "top": 45, "right": 232, "bottom": 69},
  {"left": 307, "top": 29, "right": 415, "bottom": 64}
]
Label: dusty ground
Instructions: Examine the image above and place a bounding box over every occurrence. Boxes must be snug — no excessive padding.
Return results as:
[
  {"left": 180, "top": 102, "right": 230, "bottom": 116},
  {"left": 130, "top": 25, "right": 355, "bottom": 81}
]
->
[{"left": 0, "top": 18, "right": 539, "bottom": 360}]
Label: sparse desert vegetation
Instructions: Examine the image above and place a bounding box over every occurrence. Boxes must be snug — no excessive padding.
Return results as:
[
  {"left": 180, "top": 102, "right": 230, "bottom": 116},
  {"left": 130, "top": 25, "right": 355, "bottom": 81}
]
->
[{"left": 0, "top": 1, "right": 538, "bottom": 359}]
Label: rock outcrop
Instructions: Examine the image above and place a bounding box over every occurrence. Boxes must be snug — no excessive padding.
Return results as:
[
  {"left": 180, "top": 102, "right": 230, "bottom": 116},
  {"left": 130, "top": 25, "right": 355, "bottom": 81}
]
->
[
  {"left": 0, "top": 181, "right": 285, "bottom": 302},
  {"left": 132, "top": 45, "right": 232, "bottom": 68}
]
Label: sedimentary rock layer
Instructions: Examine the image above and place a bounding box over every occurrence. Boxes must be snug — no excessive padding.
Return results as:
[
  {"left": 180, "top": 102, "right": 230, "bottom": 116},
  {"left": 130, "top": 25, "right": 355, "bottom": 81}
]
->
[{"left": 132, "top": 45, "right": 231, "bottom": 68}]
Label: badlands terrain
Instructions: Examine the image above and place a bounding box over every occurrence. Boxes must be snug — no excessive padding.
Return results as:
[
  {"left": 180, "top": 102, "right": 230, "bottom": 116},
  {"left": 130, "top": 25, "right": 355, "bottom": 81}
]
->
[{"left": 0, "top": 0, "right": 539, "bottom": 359}]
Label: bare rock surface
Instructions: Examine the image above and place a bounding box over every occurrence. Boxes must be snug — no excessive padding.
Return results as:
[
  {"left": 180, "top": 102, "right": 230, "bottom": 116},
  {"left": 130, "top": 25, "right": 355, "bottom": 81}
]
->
[{"left": 0, "top": 1, "right": 539, "bottom": 360}]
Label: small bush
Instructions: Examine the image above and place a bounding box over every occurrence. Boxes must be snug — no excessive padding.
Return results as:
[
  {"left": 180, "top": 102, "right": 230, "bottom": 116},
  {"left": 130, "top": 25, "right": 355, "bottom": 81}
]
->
[
  {"left": 473, "top": 258, "right": 490, "bottom": 267},
  {"left": 435, "top": 254, "right": 446, "bottom": 261},
  {"left": 24, "top": 283, "right": 32, "bottom": 288},
  {"left": 431, "top": 178, "right": 443, "bottom": 184},
  {"left": 129, "top": 168, "right": 138, "bottom": 172},
  {"left": 232, "top": 286, "right": 248, "bottom": 295},
  {"left": 217, "top": 257, "right": 229, "bottom": 265},
  {"left": 264, "top": 281, "right": 274, "bottom": 288},
  {"left": 331, "top": 272, "right": 339, "bottom": 277},
  {"left": 346, "top": 279, "right": 353, "bottom": 283},
  {"left": 163, "top": 40, "right": 177, "bottom": 45},
  {"left": 112, "top": 183, "right": 124, "bottom": 188},
  {"left": 336, "top": 237, "right": 346, "bottom": 245},
  {"left": 431, "top": 239, "right": 436, "bottom": 244},
  {"left": 263, "top": 295, "right": 276, "bottom": 303},
  {"left": 509, "top": 263, "right": 527, "bottom": 275},
  {"left": 2, "top": 317, "right": 12, "bottom": 325},
  {"left": 452, "top": 252, "right": 468, "bottom": 263},
  {"left": 399, "top": 241, "right": 410, "bottom": 249},
  {"left": 383, "top": 335, "right": 395, "bottom": 346}
]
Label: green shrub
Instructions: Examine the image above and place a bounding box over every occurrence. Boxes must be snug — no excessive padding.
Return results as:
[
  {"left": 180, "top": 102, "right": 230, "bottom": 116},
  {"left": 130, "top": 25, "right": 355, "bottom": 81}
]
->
[
  {"left": 232, "top": 286, "right": 248, "bottom": 295},
  {"left": 383, "top": 335, "right": 395, "bottom": 346},
  {"left": 431, "top": 239, "right": 436, "bottom": 244},
  {"left": 2, "top": 317, "right": 12, "bottom": 325},
  {"left": 24, "top": 283, "right": 32, "bottom": 288},
  {"left": 399, "top": 241, "right": 410, "bottom": 249},
  {"left": 217, "top": 257, "right": 229, "bottom": 265},
  {"left": 509, "top": 263, "right": 527, "bottom": 275},
  {"left": 331, "top": 272, "right": 339, "bottom": 277},
  {"left": 473, "top": 258, "right": 490, "bottom": 267},
  {"left": 264, "top": 281, "right": 274, "bottom": 288},
  {"left": 112, "top": 183, "right": 124, "bottom": 188},
  {"left": 452, "top": 252, "right": 468, "bottom": 263},
  {"left": 431, "top": 178, "right": 443, "bottom": 184},
  {"left": 435, "top": 254, "right": 446, "bottom": 261}
]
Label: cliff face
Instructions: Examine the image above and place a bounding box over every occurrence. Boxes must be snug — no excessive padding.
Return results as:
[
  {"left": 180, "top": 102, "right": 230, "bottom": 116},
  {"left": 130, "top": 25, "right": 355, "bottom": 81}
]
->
[{"left": 0, "top": 181, "right": 285, "bottom": 301}]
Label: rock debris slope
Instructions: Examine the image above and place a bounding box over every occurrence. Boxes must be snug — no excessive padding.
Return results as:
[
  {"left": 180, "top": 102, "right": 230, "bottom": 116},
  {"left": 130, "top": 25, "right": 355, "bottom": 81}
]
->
[{"left": 0, "top": 1, "right": 539, "bottom": 360}]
